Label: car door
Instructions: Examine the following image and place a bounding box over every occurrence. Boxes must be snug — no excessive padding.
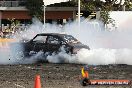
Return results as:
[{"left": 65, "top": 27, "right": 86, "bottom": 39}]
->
[
  {"left": 30, "top": 35, "right": 48, "bottom": 53},
  {"left": 47, "top": 36, "right": 61, "bottom": 54}
]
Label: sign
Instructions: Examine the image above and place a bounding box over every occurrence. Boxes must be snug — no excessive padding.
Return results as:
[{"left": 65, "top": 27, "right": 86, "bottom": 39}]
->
[{"left": 90, "top": 79, "right": 131, "bottom": 85}]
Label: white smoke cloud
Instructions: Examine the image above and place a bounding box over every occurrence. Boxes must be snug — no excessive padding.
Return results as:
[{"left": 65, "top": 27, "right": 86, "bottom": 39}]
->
[
  {"left": 76, "top": 48, "right": 132, "bottom": 65},
  {"left": 0, "top": 12, "right": 132, "bottom": 65}
]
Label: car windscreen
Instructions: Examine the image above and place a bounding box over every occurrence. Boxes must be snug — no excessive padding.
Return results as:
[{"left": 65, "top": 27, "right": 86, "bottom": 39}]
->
[
  {"left": 63, "top": 35, "right": 80, "bottom": 44},
  {"left": 33, "top": 35, "right": 47, "bottom": 43}
]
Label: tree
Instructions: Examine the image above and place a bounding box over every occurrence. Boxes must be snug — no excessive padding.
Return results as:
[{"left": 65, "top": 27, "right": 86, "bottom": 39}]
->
[
  {"left": 7, "top": 18, "right": 20, "bottom": 32},
  {"left": 25, "top": 0, "right": 43, "bottom": 21},
  {"left": 76, "top": 0, "right": 132, "bottom": 29}
]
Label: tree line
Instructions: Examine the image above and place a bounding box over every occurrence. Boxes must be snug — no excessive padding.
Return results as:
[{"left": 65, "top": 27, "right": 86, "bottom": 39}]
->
[{"left": 25, "top": 0, "right": 132, "bottom": 25}]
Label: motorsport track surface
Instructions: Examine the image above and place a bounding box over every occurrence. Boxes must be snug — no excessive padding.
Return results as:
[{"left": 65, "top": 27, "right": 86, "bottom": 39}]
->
[{"left": 0, "top": 63, "right": 131, "bottom": 88}]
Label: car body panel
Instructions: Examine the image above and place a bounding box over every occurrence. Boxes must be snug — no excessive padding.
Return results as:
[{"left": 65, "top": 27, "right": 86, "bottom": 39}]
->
[{"left": 12, "top": 33, "right": 90, "bottom": 57}]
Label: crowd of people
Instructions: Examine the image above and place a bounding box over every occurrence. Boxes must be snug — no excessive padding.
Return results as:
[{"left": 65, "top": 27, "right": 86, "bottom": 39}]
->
[{"left": 0, "top": 24, "right": 29, "bottom": 38}]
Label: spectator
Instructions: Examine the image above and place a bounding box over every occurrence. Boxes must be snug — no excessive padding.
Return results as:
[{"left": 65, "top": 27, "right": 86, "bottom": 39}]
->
[{"left": 0, "top": 31, "right": 3, "bottom": 38}]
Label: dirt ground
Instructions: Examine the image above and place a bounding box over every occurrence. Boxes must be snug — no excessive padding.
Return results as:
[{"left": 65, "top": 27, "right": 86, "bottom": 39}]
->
[{"left": 0, "top": 63, "right": 131, "bottom": 88}]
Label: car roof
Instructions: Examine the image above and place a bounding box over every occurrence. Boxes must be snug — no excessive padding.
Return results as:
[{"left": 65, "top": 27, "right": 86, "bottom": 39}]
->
[{"left": 37, "top": 33, "right": 69, "bottom": 37}]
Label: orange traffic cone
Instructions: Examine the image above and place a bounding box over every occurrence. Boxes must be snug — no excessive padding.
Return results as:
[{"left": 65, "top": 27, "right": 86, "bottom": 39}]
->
[{"left": 34, "top": 75, "right": 41, "bottom": 88}]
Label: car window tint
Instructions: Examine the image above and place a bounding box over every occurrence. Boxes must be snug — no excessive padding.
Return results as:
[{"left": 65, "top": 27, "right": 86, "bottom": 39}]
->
[
  {"left": 63, "top": 35, "right": 79, "bottom": 43},
  {"left": 47, "top": 36, "right": 60, "bottom": 44},
  {"left": 33, "top": 36, "right": 47, "bottom": 43},
  {"left": 61, "top": 41, "right": 66, "bottom": 44}
]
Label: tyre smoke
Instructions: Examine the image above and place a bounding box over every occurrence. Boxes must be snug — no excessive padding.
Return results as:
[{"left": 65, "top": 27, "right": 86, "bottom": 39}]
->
[{"left": 0, "top": 12, "right": 132, "bottom": 65}]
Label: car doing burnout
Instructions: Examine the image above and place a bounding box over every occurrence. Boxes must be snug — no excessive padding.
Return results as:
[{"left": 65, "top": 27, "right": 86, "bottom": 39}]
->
[{"left": 11, "top": 33, "right": 90, "bottom": 58}]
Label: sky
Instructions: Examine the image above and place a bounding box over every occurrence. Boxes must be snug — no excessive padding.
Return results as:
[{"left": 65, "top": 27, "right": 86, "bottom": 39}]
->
[
  {"left": 43, "top": 0, "right": 124, "bottom": 5},
  {"left": 44, "top": 0, "right": 125, "bottom": 6},
  {"left": 100, "top": 0, "right": 125, "bottom": 5},
  {"left": 44, "top": 0, "right": 69, "bottom": 6}
]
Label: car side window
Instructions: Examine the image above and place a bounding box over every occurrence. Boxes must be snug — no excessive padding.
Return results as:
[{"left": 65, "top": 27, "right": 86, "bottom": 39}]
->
[
  {"left": 33, "top": 35, "right": 47, "bottom": 43},
  {"left": 47, "top": 36, "right": 60, "bottom": 44},
  {"left": 61, "top": 41, "right": 66, "bottom": 44}
]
